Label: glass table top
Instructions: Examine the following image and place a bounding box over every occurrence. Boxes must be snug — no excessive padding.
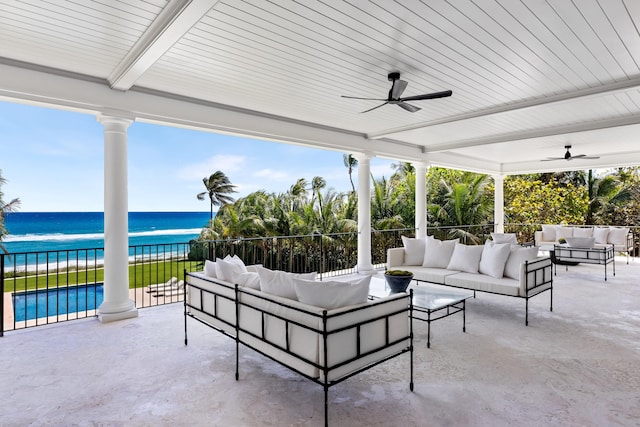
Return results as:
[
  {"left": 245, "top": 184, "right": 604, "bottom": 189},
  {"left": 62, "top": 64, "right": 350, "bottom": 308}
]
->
[{"left": 369, "top": 277, "right": 472, "bottom": 310}]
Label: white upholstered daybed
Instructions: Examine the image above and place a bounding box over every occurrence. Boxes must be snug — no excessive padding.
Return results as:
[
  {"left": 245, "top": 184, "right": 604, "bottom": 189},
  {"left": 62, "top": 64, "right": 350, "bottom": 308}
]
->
[{"left": 183, "top": 260, "right": 413, "bottom": 427}]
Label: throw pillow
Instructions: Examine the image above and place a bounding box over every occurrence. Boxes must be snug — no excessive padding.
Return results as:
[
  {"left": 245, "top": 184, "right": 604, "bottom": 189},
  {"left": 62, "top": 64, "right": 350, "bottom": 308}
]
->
[
  {"left": 256, "top": 266, "right": 317, "bottom": 300},
  {"left": 490, "top": 232, "right": 517, "bottom": 245},
  {"left": 422, "top": 237, "right": 459, "bottom": 268},
  {"left": 504, "top": 246, "right": 539, "bottom": 280},
  {"left": 555, "top": 226, "right": 574, "bottom": 241},
  {"left": 235, "top": 271, "right": 261, "bottom": 289},
  {"left": 607, "top": 227, "right": 630, "bottom": 246},
  {"left": 401, "top": 235, "right": 426, "bottom": 266},
  {"left": 204, "top": 260, "right": 217, "bottom": 278},
  {"left": 565, "top": 237, "right": 595, "bottom": 248},
  {"left": 593, "top": 227, "right": 609, "bottom": 244},
  {"left": 573, "top": 227, "right": 593, "bottom": 237},
  {"left": 214, "top": 256, "right": 247, "bottom": 282},
  {"left": 293, "top": 275, "right": 371, "bottom": 309},
  {"left": 478, "top": 241, "right": 512, "bottom": 278},
  {"left": 446, "top": 244, "right": 484, "bottom": 273},
  {"left": 541, "top": 224, "right": 556, "bottom": 242}
]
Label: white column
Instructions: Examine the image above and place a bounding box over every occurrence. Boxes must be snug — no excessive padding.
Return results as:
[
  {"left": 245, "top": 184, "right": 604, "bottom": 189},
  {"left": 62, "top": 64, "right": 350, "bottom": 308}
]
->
[
  {"left": 97, "top": 114, "right": 138, "bottom": 322},
  {"left": 354, "top": 152, "right": 374, "bottom": 274},
  {"left": 493, "top": 174, "right": 505, "bottom": 234},
  {"left": 414, "top": 162, "right": 427, "bottom": 239}
]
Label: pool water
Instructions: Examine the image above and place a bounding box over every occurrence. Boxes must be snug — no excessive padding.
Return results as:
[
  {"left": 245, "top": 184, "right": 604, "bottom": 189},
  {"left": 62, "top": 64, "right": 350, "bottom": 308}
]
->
[{"left": 12, "top": 284, "right": 104, "bottom": 322}]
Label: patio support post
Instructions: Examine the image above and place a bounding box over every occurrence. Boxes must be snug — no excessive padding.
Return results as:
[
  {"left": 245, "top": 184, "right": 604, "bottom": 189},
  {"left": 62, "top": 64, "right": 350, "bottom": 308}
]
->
[
  {"left": 414, "top": 162, "right": 427, "bottom": 239},
  {"left": 97, "top": 114, "right": 138, "bottom": 323},
  {"left": 354, "top": 152, "right": 374, "bottom": 274},
  {"left": 493, "top": 174, "right": 505, "bottom": 234}
]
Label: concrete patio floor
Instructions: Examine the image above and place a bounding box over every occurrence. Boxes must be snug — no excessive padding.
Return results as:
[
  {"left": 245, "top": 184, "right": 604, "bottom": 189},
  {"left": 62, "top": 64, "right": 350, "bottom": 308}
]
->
[{"left": 1, "top": 258, "right": 639, "bottom": 426}]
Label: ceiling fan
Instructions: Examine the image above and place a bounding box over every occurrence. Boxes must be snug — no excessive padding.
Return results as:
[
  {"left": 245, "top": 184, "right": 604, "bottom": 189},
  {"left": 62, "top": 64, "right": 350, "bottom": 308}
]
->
[
  {"left": 341, "top": 72, "right": 452, "bottom": 113},
  {"left": 542, "top": 144, "right": 600, "bottom": 161}
]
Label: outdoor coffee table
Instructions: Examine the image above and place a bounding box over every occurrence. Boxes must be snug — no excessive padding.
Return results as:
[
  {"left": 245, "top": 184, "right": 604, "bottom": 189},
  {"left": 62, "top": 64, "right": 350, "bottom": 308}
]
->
[{"left": 369, "top": 279, "right": 473, "bottom": 348}]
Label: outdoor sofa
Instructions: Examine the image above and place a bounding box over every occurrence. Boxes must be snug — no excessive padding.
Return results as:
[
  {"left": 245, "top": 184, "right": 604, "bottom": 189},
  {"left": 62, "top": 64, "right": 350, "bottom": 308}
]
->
[
  {"left": 534, "top": 225, "right": 634, "bottom": 263},
  {"left": 183, "top": 258, "right": 413, "bottom": 427},
  {"left": 387, "top": 235, "right": 553, "bottom": 325}
]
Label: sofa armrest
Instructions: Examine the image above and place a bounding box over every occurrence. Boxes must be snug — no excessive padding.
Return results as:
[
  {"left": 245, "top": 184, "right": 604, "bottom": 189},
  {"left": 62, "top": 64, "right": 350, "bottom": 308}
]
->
[
  {"left": 519, "top": 256, "right": 553, "bottom": 297},
  {"left": 386, "top": 247, "right": 406, "bottom": 269},
  {"left": 534, "top": 231, "right": 543, "bottom": 246}
]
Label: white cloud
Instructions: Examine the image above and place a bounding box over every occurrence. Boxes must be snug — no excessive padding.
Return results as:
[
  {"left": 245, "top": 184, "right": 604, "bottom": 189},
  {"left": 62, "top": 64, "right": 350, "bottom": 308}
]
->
[
  {"left": 254, "top": 168, "right": 289, "bottom": 181},
  {"left": 176, "top": 154, "right": 247, "bottom": 181}
]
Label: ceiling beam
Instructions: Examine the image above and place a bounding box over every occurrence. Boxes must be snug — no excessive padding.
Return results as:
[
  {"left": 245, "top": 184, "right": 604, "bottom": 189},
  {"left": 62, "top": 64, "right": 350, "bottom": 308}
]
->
[
  {"left": 366, "top": 76, "right": 640, "bottom": 140},
  {"left": 420, "top": 114, "right": 640, "bottom": 153},
  {"left": 0, "top": 62, "right": 422, "bottom": 162},
  {"left": 108, "top": 0, "right": 218, "bottom": 90}
]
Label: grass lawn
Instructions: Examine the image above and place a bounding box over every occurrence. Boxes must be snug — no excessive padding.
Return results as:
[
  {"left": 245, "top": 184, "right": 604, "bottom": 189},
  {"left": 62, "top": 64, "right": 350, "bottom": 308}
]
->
[{"left": 2, "top": 259, "right": 205, "bottom": 292}]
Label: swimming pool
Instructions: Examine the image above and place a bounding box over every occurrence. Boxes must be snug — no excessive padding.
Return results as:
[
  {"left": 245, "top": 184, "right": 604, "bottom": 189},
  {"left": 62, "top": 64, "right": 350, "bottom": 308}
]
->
[{"left": 12, "top": 284, "right": 104, "bottom": 322}]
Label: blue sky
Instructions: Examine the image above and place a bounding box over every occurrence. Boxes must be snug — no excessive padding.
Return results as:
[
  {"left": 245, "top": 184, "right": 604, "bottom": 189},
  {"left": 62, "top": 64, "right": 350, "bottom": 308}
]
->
[{"left": 0, "top": 101, "right": 396, "bottom": 212}]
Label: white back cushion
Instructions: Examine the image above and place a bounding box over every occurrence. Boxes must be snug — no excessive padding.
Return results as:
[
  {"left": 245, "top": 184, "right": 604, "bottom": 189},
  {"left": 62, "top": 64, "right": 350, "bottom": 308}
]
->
[
  {"left": 294, "top": 275, "right": 371, "bottom": 309},
  {"left": 446, "top": 244, "right": 484, "bottom": 274},
  {"left": 573, "top": 227, "right": 593, "bottom": 237},
  {"left": 422, "top": 237, "right": 459, "bottom": 268},
  {"left": 401, "top": 235, "right": 426, "bottom": 266},
  {"left": 504, "top": 246, "right": 539, "bottom": 280},
  {"left": 235, "top": 271, "right": 261, "bottom": 289},
  {"left": 257, "top": 267, "right": 317, "bottom": 300},
  {"left": 204, "top": 260, "right": 217, "bottom": 278},
  {"left": 478, "top": 241, "right": 512, "bottom": 278},
  {"left": 541, "top": 225, "right": 556, "bottom": 241},
  {"left": 215, "top": 255, "right": 247, "bottom": 282},
  {"left": 491, "top": 232, "right": 517, "bottom": 245},
  {"left": 607, "top": 227, "right": 630, "bottom": 246},
  {"left": 555, "top": 226, "right": 574, "bottom": 241},
  {"left": 593, "top": 227, "right": 609, "bottom": 244}
]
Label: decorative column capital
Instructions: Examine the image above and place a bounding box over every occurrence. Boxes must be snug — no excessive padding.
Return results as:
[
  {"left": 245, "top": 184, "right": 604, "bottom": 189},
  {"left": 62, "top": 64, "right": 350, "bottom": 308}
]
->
[{"left": 97, "top": 113, "right": 134, "bottom": 130}]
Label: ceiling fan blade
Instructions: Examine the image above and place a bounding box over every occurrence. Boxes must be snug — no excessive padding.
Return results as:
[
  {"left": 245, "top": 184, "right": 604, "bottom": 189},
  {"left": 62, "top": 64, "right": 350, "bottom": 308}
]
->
[
  {"left": 341, "top": 95, "right": 387, "bottom": 101},
  {"left": 541, "top": 158, "right": 563, "bottom": 162},
  {"left": 401, "top": 90, "right": 453, "bottom": 101},
  {"left": 397, "top": 102, "right": 421, "bottom": 113},
  {"left": 390, "top": 79, "right": 408, "bottom": 99},
  {"left": 360, "top": 102, "right": 388, "bottom": 113},
  {"left": 582, "top": 156, "right": 601, "bottom": 159}
]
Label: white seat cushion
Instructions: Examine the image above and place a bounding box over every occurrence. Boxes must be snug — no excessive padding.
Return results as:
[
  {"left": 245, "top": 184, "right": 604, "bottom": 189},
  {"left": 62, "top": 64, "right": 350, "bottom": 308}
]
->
[{"left": 444, "top": 272, "right": 520, "bottom": 296}]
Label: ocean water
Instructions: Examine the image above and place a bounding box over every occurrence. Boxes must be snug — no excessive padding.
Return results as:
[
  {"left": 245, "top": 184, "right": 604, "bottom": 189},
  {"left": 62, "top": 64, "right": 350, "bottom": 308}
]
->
[{"left": 2, "top": 212, "right": 211, "bottom": 267}]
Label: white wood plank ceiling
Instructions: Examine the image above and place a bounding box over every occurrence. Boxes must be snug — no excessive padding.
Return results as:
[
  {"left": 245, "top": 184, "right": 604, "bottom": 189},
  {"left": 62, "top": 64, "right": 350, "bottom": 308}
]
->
[{"left": 1, "top": 0, "right": 640, "bottom": 174}]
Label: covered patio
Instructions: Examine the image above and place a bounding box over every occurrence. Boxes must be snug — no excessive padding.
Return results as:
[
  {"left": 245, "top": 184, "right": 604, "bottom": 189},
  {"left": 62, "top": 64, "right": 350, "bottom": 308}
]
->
[
  {"left": 1, "top": 259, "right": 639, "bottom": 426},
  {"left": 2, "top": 2, "right": 640, "bottom": 425}
]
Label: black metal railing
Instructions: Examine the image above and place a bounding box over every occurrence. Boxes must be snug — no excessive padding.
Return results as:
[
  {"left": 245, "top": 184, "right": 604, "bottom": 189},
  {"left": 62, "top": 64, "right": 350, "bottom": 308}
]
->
[
  {"left": 4, "top": 222, "right": 632, "bottom": 335},
  {"left": 0, "top": 229, "right": 411, "bottom": 334}
]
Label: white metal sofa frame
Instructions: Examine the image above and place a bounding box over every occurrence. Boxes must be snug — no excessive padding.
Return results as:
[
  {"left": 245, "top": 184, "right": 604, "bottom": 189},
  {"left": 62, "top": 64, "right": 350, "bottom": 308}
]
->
[{"left": 183, "top": 271, "right": 414, "bottom": 427}]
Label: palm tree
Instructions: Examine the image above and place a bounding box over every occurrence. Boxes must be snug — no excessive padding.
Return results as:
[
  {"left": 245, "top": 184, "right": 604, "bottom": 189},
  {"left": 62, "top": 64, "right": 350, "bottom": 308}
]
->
[
  {"left": 586, "top": 169, "right": 631, "bottom": 224},
  {"left": 0, "top": 169, "right": 21, "bottom": 254},
  {"left": 197, "top": 171, "right": 237, "bottom": 220},
  {"left": 343, "top": 154, "right": 358, "bottom": 193}
]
